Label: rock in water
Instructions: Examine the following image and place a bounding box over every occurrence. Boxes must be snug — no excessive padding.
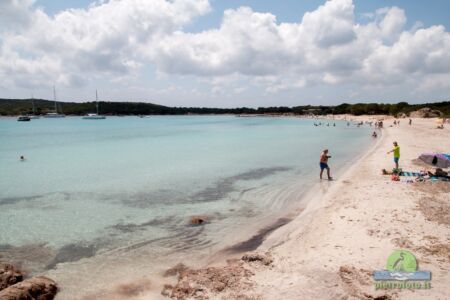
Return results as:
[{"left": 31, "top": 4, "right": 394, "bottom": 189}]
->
[
  {"left": 189, "top": 216, "right": 208, "bottom": 225},
  {"left": 0, "top": 276, "right": 58, "bottom": 300},
  {"left": 0, "top": 263, "right": 23, "bottom": 291}
]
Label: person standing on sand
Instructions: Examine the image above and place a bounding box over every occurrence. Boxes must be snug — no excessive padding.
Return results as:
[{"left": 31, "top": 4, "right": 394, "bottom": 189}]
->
[
  {"left": 409, "top": 119, "right": 412, "bottom": 125},
  {"left": 320, "top": 149, "right": 332, "bottom": 180},
  {"left": 387, "top": 142, "right": 400, "bottom": 169}
]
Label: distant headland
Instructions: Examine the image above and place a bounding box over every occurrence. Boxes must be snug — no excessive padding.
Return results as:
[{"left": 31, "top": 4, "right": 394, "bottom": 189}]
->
[{"left": 1, "top": 98, "right": 449, "bottom": 117}]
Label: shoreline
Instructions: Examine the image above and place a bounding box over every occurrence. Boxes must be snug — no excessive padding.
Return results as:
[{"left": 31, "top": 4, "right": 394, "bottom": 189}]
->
[
  {"left": 159, "top": 117, "right": 450, "bottom": 300},
  {"left": 212, "top": 125, "right": 379, "bottom": 257},
  {"left": 135, "top": 117, "right": 381, "bottom": 299},
  {"left": 61, "top": 117, "right": 376, "bottom": 299},
  {"left": 260, "top": 122, "right": 386, "bottom": 252}
]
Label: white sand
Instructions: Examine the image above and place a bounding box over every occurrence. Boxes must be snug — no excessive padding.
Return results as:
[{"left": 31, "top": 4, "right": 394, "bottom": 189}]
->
[{"left": 248, "top": 118, "right": 450, "bottom": 299}]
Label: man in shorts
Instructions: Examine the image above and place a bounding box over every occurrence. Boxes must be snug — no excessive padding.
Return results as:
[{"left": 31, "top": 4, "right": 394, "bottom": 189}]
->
[
  {"left": 387, "top": 141, "right": 400, "bottom": 169},
  {"left": 320, "top": 149, "right": 332, "bottom": 180}
]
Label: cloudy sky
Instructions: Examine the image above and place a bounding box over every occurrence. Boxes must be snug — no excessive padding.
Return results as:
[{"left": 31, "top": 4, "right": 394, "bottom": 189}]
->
[{"left": 1, "top": 0, "right": 450, "bottom": 107}]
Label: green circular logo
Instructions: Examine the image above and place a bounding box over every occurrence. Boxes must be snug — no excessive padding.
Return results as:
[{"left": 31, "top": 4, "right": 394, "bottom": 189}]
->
[{"left": 386, "top": 250, "right": 417, "bottom": 272}]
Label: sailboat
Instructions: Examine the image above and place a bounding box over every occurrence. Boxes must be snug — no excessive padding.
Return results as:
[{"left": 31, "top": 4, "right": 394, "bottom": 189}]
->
[
  {"left": 44, "top": 86, "right": 65, "bottom": 118},
  {"left": 83, "top": 90, "right": 106, "bottom": 119},
  {"left": 28, "top": 94, "right": 40, "bottom": 119}
]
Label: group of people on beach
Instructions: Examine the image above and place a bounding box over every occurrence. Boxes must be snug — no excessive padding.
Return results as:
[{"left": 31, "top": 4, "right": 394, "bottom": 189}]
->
[
  {"left": 314, "top": 122, "right": 336, "bottom": 127},
  {"left": 374, "top": 120, "right": 383, "bottom": 128},
  {"left": 320, "top": 142, "right": 400, "bottom": 180},
  {"left": 391, "top": 118, "right": 413, "bottom": 126},
  {"left": 319, "top": 119, "right": 403, "bottom": 180}
]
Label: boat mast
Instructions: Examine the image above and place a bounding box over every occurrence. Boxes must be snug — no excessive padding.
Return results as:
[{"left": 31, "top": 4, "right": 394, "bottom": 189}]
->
[
  {"left": 96, "top": 90, "right": 99, "bottom": 114},
  {"left": 31, "top": 93, "right": 36, "bottom": 114},
  {"left": 53, "top": 85, "right": 57, "bottom": 113}
]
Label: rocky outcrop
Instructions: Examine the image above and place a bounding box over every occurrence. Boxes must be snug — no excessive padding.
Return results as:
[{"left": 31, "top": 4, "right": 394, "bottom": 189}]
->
[
  {"left": 409, "top": 107, "right": 443, "bottom": 118},
  {"left": 161, "top": 254, "right": 275, "bottom": 299},
  {"left": 164, "top": 263, "right": 188, "bottom": 277},
  {"left": 162, "top": 260, "right": 254, "bottom": 299},
  {"left": 0, "top": 276, "right": 57, "bottom": 300},
  {"left": 189, "top": 216, "right": 209, "bottom": 226},
  {"left": 241, "top": 252, "right": 273, "bottom": 266},
  {"left": 0, "top": 263, "right": 23, "bottom": 291}
]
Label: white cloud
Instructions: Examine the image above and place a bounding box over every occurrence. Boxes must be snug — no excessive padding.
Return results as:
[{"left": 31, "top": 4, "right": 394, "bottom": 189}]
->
[
  {"left": 149, "top": 0, "right": 450, "bottom": 94},
  {"left": 378, "top": 7, "right": 406, "bottom": 43},
  {"left": 0, "top": 0, "right": 35, "bottom": 33},
  {"left": 0, "top": 0, "right": 210, "bottom": 88},
  {"left": 1, "top": 0, "right": 450, "bottom": 102}
]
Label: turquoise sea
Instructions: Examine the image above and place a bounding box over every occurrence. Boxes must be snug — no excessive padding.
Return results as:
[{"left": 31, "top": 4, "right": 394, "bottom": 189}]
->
[{"left": 0, "top": 116, "right": 373, "bottom": 297}]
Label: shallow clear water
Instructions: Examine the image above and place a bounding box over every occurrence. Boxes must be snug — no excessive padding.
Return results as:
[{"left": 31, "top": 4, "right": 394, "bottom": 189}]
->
[{"left": 0, "top": 116, "right": 372, "bottom": 297}]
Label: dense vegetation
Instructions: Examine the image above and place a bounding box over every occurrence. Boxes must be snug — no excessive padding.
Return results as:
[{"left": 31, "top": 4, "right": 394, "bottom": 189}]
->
[{"left": 1, "top": 98, "right": 449, "bottom": 117}]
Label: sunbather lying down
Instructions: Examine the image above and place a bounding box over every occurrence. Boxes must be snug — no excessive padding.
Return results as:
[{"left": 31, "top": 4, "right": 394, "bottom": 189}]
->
[
  {"left": 381, "top": 168, "right": 449, "bottom": 180},
  {"left": 427, "top": 168, "right": 450, "bottom": 179},
  {"left": 381, "top": 168, "right": 423, "bottom": 176}
]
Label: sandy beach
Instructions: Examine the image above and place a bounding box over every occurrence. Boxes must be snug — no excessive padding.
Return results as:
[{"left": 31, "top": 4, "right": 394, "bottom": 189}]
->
[{"left": 158, "top": 117, "right": 450, "bottom": 300}]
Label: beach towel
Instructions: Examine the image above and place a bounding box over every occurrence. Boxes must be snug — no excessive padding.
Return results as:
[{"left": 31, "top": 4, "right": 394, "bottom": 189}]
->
[
  {"left": 429, "top": 176, "right": 450, "bottom": 182},
  {"left": 399, "top": 171, "right": 422, "bottom": 177}
]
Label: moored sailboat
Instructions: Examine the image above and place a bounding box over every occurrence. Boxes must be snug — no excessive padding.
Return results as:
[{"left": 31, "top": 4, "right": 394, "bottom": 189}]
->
[
  {"left": 83, "top": 90, "right": 106, "bottom": 120},
  {"left": 44, "top": 86, "right": 65, "bottom": 118},
  {"left": 27, "top": 95, "right": 40, "bottom": 119}
]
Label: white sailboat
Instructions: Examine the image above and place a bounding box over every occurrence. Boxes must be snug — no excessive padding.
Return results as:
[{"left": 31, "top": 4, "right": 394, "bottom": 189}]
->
[
  {"left": 83, "top": 90, "right": 106, "bottom": 120},
  {"left": 44, "top": 86, "right": 66, "bottom": 118},
  {"left": 28, "top": 94, "right": 40, "bottom": 119}
]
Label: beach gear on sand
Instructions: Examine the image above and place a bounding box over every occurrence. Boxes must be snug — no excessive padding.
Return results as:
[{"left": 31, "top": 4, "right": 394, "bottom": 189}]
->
[
  {"left": 391, "top": 174, "right": 400, "bottom": 181},
  {"left": 382, "top": 168, "right": 427, "bottom": 177},
  {"left": 399, "top": 171, "right": 422, "bottom": 177},
  {"left": 419, "top": 153, "right": 450, "bottom": 168},
  {"left": 392, "top": 168, "right": 402, "bottom": 174}
]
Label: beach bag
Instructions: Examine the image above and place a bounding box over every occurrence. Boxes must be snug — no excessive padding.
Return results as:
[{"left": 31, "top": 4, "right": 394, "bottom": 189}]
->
[{"left": 391, "top": 174, "right": 400, "bottom": 181}]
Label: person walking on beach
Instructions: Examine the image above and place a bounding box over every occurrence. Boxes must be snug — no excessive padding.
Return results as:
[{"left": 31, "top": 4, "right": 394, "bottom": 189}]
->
[
  {"left": 387, "top": 141, "right": 400, "bottom": 169},
  {"left": 409, "top": 119, "right": 412, "bottom": 125},
  {"left": 320, "top": 149, "right": 332, "bottom": 180}
]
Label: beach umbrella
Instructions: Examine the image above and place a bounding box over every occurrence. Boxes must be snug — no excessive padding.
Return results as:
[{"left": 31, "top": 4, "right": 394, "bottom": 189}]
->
[{"left": 419, "top": 153, "right": 450, "bottom": 168}]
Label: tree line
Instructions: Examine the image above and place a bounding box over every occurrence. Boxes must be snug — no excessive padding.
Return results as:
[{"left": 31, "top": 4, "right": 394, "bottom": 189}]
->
[{"left": 0, "top": 98, "right": 449, "bottom": 117}]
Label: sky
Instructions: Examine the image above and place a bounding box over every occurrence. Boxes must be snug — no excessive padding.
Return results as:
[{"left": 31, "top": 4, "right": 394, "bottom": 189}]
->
[{"left": 1, "top": 0, "right": 450, "bottom": 107}]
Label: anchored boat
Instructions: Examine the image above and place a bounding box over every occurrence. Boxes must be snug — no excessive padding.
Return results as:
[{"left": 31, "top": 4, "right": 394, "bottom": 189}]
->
[
  {"left": 44, "top": 86, "right": 66, "bottom": 118},
  {"left": 83, "top": 90, "right": 106, "bottom": 120}
]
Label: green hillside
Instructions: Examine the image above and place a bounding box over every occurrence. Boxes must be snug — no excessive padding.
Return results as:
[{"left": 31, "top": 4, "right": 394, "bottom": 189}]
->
[{"left": 1, "top": 98, "right": 449, "bottom": 117}]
